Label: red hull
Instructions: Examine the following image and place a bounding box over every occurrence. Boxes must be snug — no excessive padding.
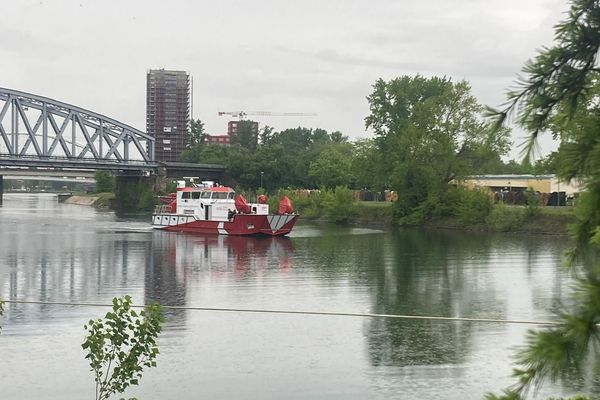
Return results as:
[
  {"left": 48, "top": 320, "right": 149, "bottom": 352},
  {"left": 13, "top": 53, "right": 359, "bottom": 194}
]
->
[{"left": 152, "top": 213, "right": 298, "bottom": 236}]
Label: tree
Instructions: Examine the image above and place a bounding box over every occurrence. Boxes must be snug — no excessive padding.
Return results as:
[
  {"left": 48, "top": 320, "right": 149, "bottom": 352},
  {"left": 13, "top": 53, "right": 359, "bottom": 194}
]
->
[
  {"left": 82, "top": 296, "right": 163, "bottom": 400},
  {"left": 486, "top": 1, "right": 600, "bottom": 398},
  {"left": 188, "top": 118, "right": 206, "bottom": 147},
  {"left": 230, "top": 120, "right": 259, "bottom": 151},
  {"left": 309, "top": 142, "right": 354, "bottom": 189},
  {"left": 259, "top": 125, "right": 274, "bottom": 145},
  {"left": 180, "top": 143, "right": 230, "bottom": 165},
  {"left": 365, "top": 75, "right": 510, "bottom": 218},
  {"left": 330, "top": 130, "right": 348, "bottom": 143},
  {"left": 322, "top": 186, "right": 358, "bottom": 223},
  {"left": 533, "top": 151, "right": 560, "bottom": 174},
  {"left": 94, "top": 170, "right": 115, "bottom": 193},
  {"left": 350, "top": 138, "right": 379, "bottom": 189}
]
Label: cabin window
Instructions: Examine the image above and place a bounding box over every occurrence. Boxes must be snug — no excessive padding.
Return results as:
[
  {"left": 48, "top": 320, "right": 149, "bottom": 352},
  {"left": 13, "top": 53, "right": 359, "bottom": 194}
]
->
[
  {"left": 213, "top": 192, "right": 228, "bottom": 199},
  {"left": 201, "top": 192, "right": 211, "bottom": 199},
  {"left": 192, "top": 192, "right": 201, "bottom": 199},
  {"left": 228, "top": 192, "right": 235, "bottom": 199},
  {"left": 181, "top": 192, "right": 191, "bottom": 199}
]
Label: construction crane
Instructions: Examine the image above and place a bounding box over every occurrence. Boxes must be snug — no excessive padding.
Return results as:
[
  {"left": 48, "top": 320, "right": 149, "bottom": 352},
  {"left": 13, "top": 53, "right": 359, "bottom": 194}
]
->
[{"left": 218, "top": 111, "right": 317, "bottom": 120}]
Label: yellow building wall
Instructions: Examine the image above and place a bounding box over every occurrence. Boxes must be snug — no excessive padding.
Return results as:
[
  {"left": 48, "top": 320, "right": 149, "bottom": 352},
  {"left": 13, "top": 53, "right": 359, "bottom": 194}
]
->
[{"left": 460, "top": 176, "right": 581, "bottom": 195}]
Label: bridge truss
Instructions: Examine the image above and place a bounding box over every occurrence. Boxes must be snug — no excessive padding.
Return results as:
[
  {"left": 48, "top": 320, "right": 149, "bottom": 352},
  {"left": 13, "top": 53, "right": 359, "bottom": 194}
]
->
[{"left": 0, "top": 88, "right": 155, "bottom": 171}]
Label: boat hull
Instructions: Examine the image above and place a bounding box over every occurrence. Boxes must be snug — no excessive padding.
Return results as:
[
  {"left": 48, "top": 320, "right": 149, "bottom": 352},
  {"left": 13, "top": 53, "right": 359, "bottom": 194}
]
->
[{"left": 152, "top": 213, "right": 298, "bottom": 236}]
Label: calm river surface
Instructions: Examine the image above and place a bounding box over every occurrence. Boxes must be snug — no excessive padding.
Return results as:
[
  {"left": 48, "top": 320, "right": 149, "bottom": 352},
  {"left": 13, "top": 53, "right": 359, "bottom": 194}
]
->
[{"left": 0, "top": 193, "right": 590, "bottom": 399}]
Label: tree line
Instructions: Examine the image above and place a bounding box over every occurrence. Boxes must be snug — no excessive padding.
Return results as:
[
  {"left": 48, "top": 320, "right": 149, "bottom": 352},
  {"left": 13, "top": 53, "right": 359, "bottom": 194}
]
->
[{"left": 182, "top": 76, "right": 559, "bottom": 221}]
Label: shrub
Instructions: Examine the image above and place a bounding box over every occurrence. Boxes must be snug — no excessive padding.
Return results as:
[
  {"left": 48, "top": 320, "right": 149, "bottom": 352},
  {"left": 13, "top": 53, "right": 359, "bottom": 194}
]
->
[
  {"left": 82, "top": 296, "right": 163, "bottom": 400},
  {"left": 322, "top": 186, "right": 357, "bottom": 223},
  {"left": 274, "top": 189, "right": 324, "bottom": 219},
  {"left": 95, "top": 170, "right": 116, "bottom": 193},
  {"left": 486, "top": 204, "right": 526, "bottom": 232},
  {"left": 454, "top": 188, "right": 493, "bottom": 225},
  {"left": 116, "top": 179, "right": 155, "bottom": 213},
  {"left": 397, "top": 187, "right": 492, "bottom": 226},
  {"left": 525, "top": 188, "right": 541, "bottom": 217}
]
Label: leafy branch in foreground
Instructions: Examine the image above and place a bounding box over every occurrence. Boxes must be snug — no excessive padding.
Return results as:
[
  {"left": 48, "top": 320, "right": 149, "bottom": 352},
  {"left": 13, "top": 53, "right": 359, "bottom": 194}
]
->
[
  {"left": 486, "top": 1, "right": 600, "bottom": 399},
  {"left": 82, "top": 296, "right": 163, "bottom": 400},
  {"left": 486, "top": 0, "right": 600, "bottom": 161}
]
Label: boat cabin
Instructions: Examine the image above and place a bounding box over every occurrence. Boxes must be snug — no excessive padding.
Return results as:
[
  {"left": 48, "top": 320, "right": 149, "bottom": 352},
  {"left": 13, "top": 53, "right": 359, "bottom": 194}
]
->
[{"left": 175, "top": 182, "right": 269, "bottom": 221}]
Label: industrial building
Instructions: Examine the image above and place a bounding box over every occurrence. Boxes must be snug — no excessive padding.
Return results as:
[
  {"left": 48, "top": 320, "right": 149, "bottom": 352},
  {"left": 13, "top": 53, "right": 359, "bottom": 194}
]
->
[
  {"left": 146, "top": 69, "right": 190, "bottom": 162},
  {"left": 460, "top": 174, "right": 583, "bottom": 205}
]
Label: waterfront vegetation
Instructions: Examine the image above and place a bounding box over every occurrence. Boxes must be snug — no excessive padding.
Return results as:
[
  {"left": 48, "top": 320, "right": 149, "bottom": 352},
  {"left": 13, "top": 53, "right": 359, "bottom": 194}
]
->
[
  {"left": 94, "top": 170, "right": 116, "bottom": 194},
  {"left": 272, "top": 185, "right": 574, "bottom": 234}
]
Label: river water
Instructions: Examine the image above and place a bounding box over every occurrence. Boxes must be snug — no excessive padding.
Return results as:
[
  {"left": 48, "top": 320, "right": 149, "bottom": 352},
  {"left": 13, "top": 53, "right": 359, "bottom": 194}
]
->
[{"left": 0, "top": 193, "right": 590, "bottom": 399}]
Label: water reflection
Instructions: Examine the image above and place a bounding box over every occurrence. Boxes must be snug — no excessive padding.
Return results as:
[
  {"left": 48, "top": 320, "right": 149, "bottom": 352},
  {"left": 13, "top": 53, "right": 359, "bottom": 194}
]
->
[
  {"left": 364, "top": 230, "right": 572, "bottom": 368},
  {"left": 150, "top": 231, "right": 294, "bottom": 277},
  {"left": 147, "top": 232, "right": 295, "bottom": 325}
]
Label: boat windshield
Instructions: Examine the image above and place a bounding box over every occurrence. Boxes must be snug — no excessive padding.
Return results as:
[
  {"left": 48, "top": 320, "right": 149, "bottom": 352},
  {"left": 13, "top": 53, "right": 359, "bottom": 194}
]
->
[{"left": 213, "top": 192, "right": 229, "bottom": 200}]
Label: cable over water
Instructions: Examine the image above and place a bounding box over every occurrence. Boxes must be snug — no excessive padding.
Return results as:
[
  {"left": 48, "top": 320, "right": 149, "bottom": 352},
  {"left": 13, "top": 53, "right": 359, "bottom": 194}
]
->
[{"left": 1, "top": 299, "right": 561, "bottom": 326}]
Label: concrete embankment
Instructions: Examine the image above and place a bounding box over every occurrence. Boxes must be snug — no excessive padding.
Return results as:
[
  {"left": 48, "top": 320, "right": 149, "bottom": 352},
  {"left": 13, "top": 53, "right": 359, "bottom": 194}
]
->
[{"left": 62, "top": 195, "right": 99, "bottom": 206}]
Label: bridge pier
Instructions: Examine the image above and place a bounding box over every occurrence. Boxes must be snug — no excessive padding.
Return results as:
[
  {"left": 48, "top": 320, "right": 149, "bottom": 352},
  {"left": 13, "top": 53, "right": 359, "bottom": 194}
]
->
[
  {"left": 0, "top": 175, "right": 3, "bottom": 205},
  {"left": 154, "top": 166, "right": 169, "bottom": 193}
]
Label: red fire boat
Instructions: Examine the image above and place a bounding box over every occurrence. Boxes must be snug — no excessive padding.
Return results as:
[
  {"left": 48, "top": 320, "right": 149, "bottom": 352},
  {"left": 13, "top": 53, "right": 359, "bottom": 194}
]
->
[{"left": 152, "top": 182, "right": 298, "bottom": 236}]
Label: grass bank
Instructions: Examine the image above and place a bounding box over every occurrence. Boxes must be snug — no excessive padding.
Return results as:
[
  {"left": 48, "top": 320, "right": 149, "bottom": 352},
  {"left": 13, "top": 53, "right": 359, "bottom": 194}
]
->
[
  {"left": 303, "top": 198, "right": 574, "bottom": 235},
  {"left": 419, "top": 205, "right": 575, "bottom": 235},
  {"left": 354, "top": 201, "right": 395, "bottom": 227}
]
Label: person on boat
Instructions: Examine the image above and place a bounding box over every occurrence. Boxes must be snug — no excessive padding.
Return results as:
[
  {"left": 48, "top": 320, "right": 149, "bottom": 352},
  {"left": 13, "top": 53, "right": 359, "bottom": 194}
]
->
[{"left": 227, "top": 209, "right": 236, "bottom": 221}]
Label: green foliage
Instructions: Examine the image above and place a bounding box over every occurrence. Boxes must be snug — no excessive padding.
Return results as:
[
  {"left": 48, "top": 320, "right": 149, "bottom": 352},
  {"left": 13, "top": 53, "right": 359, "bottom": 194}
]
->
[
  {"left": 322, "top": 186, "right": 358, "bottom": 223},
  {"left": 116, "top": 179, "right": 156, "bottom": 213},
  {"left": 525, "top": 188, "right": 541, "bottom": 217},
  {"left": 350, "top": 138, "right": 379, "bottom": 189},
  {"left": 453, "top": 188, "right": 493, "bottom": 225},
  {"left": 365, "top": 75, "right": 511, "bottom": 220},
  {"left": 487, "top": 1, "right": 600, "bottom": 397},
  {"left": 486, "top": 205, "right": 526, "bottom": 232},
  {"left": 188, "top": 118, "right": 206, "bottom": 147},
  {"left": 164, "top": 180, "right": 177, "bottom": 194},
  {"left": 230, "top": 120, "right": 259, "bottom": 151},
  {"left": 533, "top": 151, "right": 560, "bottom": 174},
  {"left": 95, "top": 170, "right": 115, "bottom": 193},
  {"left": 274, "top": 189, "right": 324, "bottom": 219},
  {"left": 309, "top": 142, "right": 354, "bottom": 189},
  {"left": 82, "top": 296, "right": 163, "bottom": 400},
  {"left": 137, "top": 190, "right": 156, "bottom": 212},
  {"left": 355, "top": 202, "right": 394, "bottom": 225}
]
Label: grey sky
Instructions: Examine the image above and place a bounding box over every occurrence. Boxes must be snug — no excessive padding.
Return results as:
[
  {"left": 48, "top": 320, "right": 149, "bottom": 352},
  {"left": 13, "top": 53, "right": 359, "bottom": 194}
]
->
[{"left": 1, "top": 0, "right": 567, "bottom": 159}]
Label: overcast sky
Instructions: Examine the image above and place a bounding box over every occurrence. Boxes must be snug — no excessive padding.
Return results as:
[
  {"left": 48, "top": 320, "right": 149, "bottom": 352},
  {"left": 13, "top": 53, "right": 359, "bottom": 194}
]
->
[{"left": 1, "top": 0, "right": 568, "bottom": 159}]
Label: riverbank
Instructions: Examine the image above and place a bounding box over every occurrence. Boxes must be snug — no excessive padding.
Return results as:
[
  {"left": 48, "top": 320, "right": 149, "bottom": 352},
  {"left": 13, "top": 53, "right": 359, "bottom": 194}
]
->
[
  {"left": 60, "top": 192, "right": 575, "bottom": 235},
  {"left": 420, "top": 211, "right": 574, "bottom": 235},
  {"left": 350, "top": 202, "right": 575, "bottom": 235},
  {"left": 62, "top": 193, "right": 114, "bottom": 209}
]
